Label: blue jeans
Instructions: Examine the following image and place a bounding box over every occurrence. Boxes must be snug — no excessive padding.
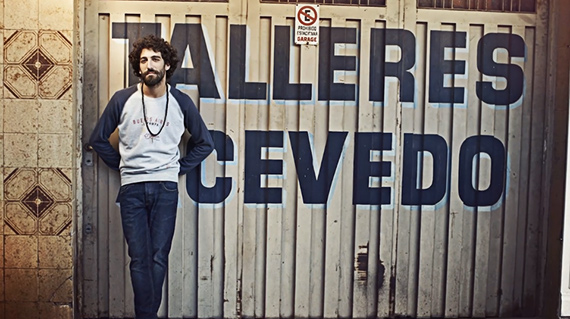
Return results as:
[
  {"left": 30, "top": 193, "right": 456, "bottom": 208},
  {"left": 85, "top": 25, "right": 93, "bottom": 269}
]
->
[{"left": 118, "top": 181, "right": 178, "bottom": 319}]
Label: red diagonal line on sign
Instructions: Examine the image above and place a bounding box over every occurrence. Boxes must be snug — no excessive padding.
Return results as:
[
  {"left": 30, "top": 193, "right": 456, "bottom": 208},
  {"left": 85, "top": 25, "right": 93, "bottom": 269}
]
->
[
  {"left": 299, "top": 7, "right": 317, "bottom": 26},
  {"left": 300, "top": 10, "right": 315, "bottom": 23}
]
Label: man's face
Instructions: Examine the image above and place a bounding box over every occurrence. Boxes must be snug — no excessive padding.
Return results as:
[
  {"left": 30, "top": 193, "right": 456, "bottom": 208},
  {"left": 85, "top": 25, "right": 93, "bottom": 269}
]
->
[{"left": 139, "top": 48, "right": 170, "bottom": 87}]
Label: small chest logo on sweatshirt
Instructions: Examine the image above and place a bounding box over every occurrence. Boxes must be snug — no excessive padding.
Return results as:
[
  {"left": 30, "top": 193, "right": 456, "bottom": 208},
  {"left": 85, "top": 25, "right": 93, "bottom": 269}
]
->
[
  {"left": 144, "top": 133, "right": 161, "bottom": 141},
  {"left": 133, "top": 117, "right": 170, "bottom": 127}
]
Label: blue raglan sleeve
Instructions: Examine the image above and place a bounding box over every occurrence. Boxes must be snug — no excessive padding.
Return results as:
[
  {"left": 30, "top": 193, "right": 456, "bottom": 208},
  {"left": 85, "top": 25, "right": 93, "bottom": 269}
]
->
[
  {"left": 175, "top": 91, "right": 214, "bottom": 175},
  {"left": 88, "top": 93, "right": 123, "bottom": 171}
]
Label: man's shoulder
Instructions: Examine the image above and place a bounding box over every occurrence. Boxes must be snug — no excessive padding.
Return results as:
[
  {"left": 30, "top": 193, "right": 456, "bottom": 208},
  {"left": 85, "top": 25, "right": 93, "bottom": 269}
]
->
[
  {"left": 111, "top": 84, "right": 139, "bottom": 103},
  {"left": 168, "top": 84, "right": 196, "bottom": 110}
]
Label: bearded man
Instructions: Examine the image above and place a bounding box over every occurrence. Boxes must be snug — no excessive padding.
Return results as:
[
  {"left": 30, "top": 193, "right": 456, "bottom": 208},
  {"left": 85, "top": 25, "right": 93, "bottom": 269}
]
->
[{"left": 89, "top": 34, "right": 214, "bottom": 319}]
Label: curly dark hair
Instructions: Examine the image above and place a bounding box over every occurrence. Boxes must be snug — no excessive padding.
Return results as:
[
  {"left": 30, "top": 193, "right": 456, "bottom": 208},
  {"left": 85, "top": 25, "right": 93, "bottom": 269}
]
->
[{"left": 128, "top": 34, "right": 179, "bottom": 79}]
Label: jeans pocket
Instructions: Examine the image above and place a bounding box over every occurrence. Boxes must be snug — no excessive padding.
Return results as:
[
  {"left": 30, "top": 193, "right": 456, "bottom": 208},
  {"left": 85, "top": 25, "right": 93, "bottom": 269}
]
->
[
  {"left": 161, "top": 181, "right": 178, "bottom": 192},
  {"left": 117, "top": 183, "right": 135, "bottom": 201},
  {"left": 119, "top": 184, "right": 133, "bottom": 193}
]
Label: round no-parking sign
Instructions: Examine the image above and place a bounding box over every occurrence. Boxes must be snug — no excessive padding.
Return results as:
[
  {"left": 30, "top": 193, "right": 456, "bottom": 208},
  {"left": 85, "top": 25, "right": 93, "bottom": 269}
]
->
[{"left": 295, "top": 4, "right": 319, "bottom": 45}]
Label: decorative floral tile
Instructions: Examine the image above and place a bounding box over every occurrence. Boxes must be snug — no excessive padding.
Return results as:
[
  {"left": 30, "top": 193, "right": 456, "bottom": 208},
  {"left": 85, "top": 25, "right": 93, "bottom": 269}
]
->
[
  {"left": 3, "top": 65, "right": 37, "bottom": 99},
  {"left": 5, "top": 203, "right": 37, "bottom": 234},
  {"left": 4, "top": 168, "right": 36, "bottom": 201},
  {"left": 4, "top": 168, "right": 71, "bottom": 236},
  {"left": 37, "top": 169, "right": 71, "bottom": 202},
  {"left": 37, "top": 65, "right": 72, "bottom": 99},
  {"left": 23, "top": 50, "right": 55, "bottom": 81},
  {"left": 4, "top": 30, "right": 72, "bottom": 100},
  {"left": 4, "top": 31, "right": 36, "bottom": 64},
  {"left": 39, "top": 204, "right": 71, "bottom": 236},
  {"left": 39, "top": 31, "right": 72, "bottom": 64}
]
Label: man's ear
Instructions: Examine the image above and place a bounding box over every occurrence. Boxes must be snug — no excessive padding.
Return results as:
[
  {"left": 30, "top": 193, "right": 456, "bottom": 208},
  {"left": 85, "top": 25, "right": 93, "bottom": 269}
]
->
[{"left": 166, "top": 64, "right": 171, "bottom": 71}]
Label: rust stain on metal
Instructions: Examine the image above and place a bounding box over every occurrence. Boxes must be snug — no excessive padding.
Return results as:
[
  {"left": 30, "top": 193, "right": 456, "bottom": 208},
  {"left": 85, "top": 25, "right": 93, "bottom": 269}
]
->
[{"left": 355, "top": 244, "right": 368, "bottom": 282}]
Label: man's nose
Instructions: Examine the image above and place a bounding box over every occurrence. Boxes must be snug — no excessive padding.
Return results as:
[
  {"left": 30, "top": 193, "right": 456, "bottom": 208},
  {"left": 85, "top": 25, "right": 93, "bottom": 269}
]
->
[{"left": 148, "top": 60, "right": 158, "bottom": 69}]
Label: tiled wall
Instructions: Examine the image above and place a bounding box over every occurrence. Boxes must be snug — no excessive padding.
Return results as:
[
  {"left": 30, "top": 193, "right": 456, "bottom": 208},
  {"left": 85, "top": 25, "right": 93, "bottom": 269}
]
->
[{"left": 1, "top": 0, "right": 75, "bottom": 318}]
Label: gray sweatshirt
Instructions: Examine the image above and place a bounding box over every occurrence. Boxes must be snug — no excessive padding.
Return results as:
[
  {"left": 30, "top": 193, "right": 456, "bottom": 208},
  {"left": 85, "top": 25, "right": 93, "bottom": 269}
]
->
[{"left": 89, "top": 83, "right": 214, "bottom": 186}]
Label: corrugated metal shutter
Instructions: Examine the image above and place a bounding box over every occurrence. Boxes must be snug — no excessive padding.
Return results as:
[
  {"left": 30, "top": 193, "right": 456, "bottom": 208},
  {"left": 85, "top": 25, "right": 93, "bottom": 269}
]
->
[{"left": 81, "top": 0, "right": 550, "bottom": 317}]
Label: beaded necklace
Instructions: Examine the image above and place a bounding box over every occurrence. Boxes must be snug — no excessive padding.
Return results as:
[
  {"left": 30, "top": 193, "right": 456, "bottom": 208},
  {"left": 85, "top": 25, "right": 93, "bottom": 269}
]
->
[{"left": 141, "top": 82, "right": 169, "bottom": 138}]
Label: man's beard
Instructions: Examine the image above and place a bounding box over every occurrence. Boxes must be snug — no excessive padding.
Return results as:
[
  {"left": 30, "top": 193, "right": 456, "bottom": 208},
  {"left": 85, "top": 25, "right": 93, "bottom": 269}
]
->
[{"left": 141, "top": 68, "right": 165, "bottom": 87}]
